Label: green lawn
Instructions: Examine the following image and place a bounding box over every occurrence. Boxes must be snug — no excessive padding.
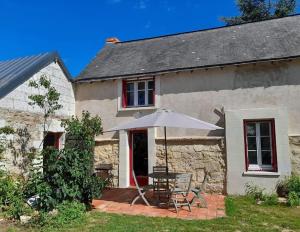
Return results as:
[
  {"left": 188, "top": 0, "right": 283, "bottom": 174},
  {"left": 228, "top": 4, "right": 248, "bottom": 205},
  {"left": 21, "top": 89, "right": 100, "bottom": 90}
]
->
[{"left": 4, "top": 197, "right": 300, "bottom": 232}]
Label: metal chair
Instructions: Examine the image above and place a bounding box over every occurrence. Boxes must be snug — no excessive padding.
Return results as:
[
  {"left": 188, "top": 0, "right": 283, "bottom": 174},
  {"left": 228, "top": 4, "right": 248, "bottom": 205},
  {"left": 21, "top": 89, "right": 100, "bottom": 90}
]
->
[
  {"left": 168, "top": 173, "right": 192, "bottom": 213},
  {"left": 190, "top": 170, "right": 208, "bottom": 208},
  {"left": 131, "top": 170, "right": 153, "bottom": 206},
  {"left": 152, "top": 166, "right": 169, "bottom": 202},
  {"left": 152, "top": 166, "right": 168, "bottom": 190}
]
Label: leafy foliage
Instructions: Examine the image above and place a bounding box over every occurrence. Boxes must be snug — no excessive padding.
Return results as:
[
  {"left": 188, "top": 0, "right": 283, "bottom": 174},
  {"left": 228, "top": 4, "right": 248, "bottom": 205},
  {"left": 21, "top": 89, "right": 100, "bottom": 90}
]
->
[
  {"left": 245, "top": 183, "right": 265, "bottom": 201},
  {"left": 28, "top": 74, "right": 62, "bottom": 150},
  {"left": 245, "top": 183, "right": 278, "bottom": 205},
  {"left": 30, "top": 201, "right": 86, "bottom": 228},
  {"left": 222, "top": 0, "right": 296, "bottom": 25},
  {"left": 276, "top": 175, "right": 300, "bottom": 206},
  {"left": 0, "top": 172, "right": 33, "bottom": 219},
  {"left": 25, "top": 111, "right": 105, "bottom": 212},
  {"left": 7, "top": 128, "right": 36, "bottom": 177},
  {"left": 288, "top": 191, "right": 300, "bottom": 206},
  {"left": 28, "top": 75, "right": 62, "bottom": 119},
  {"left": 282, "top": 175, "right": 300, "bottom": 206}
]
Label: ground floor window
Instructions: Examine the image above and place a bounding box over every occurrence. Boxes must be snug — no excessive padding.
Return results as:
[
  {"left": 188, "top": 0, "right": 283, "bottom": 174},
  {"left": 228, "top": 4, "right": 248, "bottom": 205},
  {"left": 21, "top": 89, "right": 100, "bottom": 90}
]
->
[
  {"left": 43, "top": 132, "right": 62, "bottom": 150},
  {"left": 244, "top": 119, "right": 277, "bottom": 172}
]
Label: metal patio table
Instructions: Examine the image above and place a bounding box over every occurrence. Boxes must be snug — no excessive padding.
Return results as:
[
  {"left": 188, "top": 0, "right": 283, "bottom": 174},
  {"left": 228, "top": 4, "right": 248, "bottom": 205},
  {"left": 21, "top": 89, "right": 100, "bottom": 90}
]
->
[{"left": 148, "top": 172, "right": 181, "bottom": 205}]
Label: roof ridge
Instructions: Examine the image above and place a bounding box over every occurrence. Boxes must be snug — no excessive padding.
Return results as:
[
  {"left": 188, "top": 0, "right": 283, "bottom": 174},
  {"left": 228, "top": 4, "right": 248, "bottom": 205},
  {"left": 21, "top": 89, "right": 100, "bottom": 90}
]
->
[{"left": 117, "top": 14, "right": 300, "bottom": 44}]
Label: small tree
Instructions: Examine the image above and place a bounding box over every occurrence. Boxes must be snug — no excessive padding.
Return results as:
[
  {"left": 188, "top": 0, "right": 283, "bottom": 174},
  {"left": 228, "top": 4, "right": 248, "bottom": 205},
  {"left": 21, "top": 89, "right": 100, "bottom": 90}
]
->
[
  {"left": 28, "top": 74, "right": 62, "bottom": 148},
  {"left": 222, "top": 0, "right": 296, "bottom": 25}
]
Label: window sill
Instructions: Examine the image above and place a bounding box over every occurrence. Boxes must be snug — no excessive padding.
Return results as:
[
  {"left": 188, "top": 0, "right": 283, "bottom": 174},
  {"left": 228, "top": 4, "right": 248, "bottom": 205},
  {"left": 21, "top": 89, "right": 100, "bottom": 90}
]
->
[
  {"left": 118, "top": 106, "right": 157, "bottom": 112},
  {"left": 243, "top": 171, "right": 281, "bottom": 177}
]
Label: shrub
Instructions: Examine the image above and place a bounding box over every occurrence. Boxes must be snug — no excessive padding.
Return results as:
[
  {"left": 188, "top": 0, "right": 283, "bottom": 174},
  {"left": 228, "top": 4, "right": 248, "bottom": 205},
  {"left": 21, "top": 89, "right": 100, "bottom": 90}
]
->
[
  {"left": 25, "top": 112, "right": 106, "bottom": 212},
  {"left": 0, "top": 172, "right": 32, "bottom": 220},
  {"left": 287, "top": 175, "right": 300, "bottom": 195},
  {"left": 245, "top": 183, "right": 278, "bottom": 205},
  {"left": 30, "top": 201, "right": 86, "bottom": 227},
  {"left": 276, "top": 178, "right": 289, "bottom": 197},
  {"left": 263, "top": 193, "right": 278, "bottom": 206},
  {"left": 245, "top": 183, "right": 265, "bottom": 201},
  {"left": 54, "top": 201, "right": 86, "bottom": 224},
  {"left": 288, "top": 191, "right": 300, "bottom": 207},
  {"left": 276, "top": 175, "right": 300, "bottom": 205}
]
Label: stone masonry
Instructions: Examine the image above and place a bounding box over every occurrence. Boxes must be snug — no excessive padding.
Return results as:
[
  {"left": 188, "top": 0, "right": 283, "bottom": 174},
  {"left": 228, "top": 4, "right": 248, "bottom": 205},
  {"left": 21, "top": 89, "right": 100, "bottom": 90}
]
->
[
  {"left": 94, "top": 140, "right": 119, "bottom": 186},
  {"left": 289, "top": 136, "right": 300, "bottom": 175},
  {"left": 156, "top": 138, "right": 226, "bottom": 194},
  {"left": 0, "top": 107, "right": 65, "bottom": 174}
]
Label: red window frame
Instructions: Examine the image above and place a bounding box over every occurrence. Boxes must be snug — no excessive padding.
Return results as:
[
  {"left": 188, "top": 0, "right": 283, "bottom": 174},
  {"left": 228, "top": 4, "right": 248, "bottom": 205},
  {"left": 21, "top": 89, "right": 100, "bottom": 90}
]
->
[
  {"left": 43, "top": 132, "right": 62, "bottom": 150},
  {"left": 122, "top": 78, "right": 155, "bottom": 108},
  {"left": 243, "top": 119, "right": 277, "bottom": 172}
]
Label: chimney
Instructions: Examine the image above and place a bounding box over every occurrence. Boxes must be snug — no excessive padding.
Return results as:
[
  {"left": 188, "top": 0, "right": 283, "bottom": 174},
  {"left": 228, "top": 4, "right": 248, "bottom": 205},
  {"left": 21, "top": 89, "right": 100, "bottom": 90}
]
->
[{"left": 106, "top": 37, "right": 120, "bottom": 44}]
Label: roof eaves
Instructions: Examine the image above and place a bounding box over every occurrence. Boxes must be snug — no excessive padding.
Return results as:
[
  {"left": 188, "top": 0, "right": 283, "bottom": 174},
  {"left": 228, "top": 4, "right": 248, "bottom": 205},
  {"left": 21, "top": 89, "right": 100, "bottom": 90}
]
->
[
  {"left": 74, "top": 54, "right": 300, "bottom": 83},
  {"left": 0, "top": 52, "right": 73, "bottom": 98}
]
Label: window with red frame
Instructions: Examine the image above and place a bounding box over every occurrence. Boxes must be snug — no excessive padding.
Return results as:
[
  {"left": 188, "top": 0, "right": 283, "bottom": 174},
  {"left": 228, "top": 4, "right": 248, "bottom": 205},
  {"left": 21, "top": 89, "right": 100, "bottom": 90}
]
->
[
  {"left": 244, "top": 119, "right": 277, "bottom": 172},
  {"left": 122, "top": 79, "right": 155, "bottom": 108},
  {"left": 43, "top": 132, "right": 62, "bottom": 150}
]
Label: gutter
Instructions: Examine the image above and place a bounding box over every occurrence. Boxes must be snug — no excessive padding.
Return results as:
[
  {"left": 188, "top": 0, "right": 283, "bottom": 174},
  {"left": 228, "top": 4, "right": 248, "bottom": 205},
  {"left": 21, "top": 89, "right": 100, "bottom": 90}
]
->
[{"left": 74, "top": 55, "right": 300, "bottom": 83}]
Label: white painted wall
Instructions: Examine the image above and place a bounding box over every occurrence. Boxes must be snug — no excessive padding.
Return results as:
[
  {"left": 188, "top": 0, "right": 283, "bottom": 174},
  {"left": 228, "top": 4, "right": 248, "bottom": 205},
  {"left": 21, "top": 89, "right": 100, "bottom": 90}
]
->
[
  {"left": 0, "top": 61, "right": 75, "bottom": 117},
  {"left": 226, "top": 108, "right": 291, "bottom": 194}
]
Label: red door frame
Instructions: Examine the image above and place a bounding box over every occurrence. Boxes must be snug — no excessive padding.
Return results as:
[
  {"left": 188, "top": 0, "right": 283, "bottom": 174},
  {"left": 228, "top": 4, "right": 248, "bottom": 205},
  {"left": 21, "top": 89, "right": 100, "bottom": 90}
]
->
[{"left": 129, "top": 130, "right": 148, "bottom": 186}]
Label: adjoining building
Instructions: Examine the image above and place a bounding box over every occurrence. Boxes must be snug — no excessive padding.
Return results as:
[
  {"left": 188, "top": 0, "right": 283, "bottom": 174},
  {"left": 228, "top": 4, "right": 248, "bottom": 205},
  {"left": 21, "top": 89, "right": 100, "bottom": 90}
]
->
[{"left": 0, "top": 52, "right": 75, "bottom": 173}]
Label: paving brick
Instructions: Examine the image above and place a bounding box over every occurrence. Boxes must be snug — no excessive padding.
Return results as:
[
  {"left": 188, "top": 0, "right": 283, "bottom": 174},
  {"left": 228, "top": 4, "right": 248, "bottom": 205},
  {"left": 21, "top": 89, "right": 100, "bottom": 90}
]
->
[{"left": 93, "top": 188, "right": 225, "bottom": 220}]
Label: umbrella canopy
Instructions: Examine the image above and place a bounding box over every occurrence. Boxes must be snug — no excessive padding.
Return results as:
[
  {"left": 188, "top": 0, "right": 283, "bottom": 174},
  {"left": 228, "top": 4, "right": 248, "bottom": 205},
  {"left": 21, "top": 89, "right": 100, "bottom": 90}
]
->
[
  {"left": 107, "top": 109, "right": 222, "bottom": 131},
  {"left": 107, "top": 109, "right": 222, "bottom": 174}
]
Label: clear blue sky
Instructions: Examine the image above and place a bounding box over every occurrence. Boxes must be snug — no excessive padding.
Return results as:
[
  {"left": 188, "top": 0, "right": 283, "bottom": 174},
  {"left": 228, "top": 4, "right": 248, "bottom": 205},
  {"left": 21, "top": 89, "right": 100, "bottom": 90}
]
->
[{"left": 0, "top": 0, "right": 299, "bottom": 77}]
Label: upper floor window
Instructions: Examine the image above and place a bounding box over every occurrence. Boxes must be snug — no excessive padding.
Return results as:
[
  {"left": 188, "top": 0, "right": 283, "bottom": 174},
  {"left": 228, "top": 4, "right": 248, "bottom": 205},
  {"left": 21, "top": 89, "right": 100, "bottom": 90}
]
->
[
  {"left": 122, "top": 79, "right": 155, "bottom": 108},
  {"left": 244, "top": 119, "right": 277, "bottom": 172}
]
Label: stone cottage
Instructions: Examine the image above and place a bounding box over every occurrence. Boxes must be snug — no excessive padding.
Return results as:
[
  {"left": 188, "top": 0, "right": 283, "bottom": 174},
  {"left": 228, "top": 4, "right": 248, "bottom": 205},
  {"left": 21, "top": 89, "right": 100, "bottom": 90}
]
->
[
  {"left": 75, "top": 15, "right": 300, "bottom": 195},
  {"left": 0, "top": 52, "right": 75, "bottom": 173}
]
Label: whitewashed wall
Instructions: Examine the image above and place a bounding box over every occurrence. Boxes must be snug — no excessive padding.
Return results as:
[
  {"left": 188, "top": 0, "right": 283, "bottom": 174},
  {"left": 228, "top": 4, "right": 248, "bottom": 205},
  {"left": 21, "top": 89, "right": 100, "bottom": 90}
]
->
[{"left": 0, "top": 61, "right": 75, "bottom": 117}]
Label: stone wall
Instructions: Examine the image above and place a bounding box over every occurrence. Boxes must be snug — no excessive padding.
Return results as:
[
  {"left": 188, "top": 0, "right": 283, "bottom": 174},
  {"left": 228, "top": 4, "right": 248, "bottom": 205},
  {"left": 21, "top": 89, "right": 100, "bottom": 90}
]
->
[
  {"left": 289, "top": 136, "right": 300, "bottom": 175},
  {"left": 0, "top": 107, "right": 66, "bottom": 174},
  {"left": 155, "top": 138, "right": 226, "bottom": 194},
  {"left": 94, "top": 140, "right": 119, "bottom": 186}
]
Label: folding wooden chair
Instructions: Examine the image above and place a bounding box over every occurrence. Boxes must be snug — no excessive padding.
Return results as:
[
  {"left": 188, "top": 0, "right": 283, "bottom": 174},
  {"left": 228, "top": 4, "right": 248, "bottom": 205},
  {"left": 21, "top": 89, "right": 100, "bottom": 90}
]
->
[
  {"left": 168, "top": 173, "right": 192, "bottom": 213},
  {"left": 131, "top": 170, "right": 153, "bottom": 206},
  {"left": 190, "top": 170, "right": 208, "bottom": 208}
]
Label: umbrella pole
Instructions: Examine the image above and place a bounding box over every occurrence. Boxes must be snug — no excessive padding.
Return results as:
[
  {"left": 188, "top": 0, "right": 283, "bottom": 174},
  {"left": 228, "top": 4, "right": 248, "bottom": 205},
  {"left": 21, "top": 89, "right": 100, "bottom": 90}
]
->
[{"left": 164, "top": 126, "right": 168, "bottom": 174}]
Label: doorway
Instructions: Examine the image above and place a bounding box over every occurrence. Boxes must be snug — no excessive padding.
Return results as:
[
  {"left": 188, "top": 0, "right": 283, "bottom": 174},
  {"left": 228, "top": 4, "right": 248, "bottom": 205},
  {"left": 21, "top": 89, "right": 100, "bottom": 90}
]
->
[{"left": 130, "top": 130, "right": 148, "bottom": 186}]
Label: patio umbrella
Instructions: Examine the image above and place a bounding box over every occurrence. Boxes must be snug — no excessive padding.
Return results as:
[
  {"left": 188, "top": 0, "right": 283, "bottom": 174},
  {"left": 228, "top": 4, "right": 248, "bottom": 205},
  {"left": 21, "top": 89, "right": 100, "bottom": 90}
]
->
[{"left": 107, "top": 109, "right": 222, "bottom": 172}]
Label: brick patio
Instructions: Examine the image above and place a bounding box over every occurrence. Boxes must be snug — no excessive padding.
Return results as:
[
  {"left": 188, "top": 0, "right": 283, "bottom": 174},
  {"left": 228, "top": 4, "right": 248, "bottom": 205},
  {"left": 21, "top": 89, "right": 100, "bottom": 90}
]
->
[{"left": 92, "top": 188, "right": 225, "bottom": 220}]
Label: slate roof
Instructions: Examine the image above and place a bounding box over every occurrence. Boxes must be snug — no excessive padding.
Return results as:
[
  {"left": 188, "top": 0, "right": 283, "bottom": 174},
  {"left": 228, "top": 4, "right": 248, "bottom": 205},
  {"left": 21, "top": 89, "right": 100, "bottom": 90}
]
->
[
  {"left": 0, "top": 52, "right": 71, "bottom": 98},
  {"left": 77, "top": 14, "right": 300, "bottom": 82}
]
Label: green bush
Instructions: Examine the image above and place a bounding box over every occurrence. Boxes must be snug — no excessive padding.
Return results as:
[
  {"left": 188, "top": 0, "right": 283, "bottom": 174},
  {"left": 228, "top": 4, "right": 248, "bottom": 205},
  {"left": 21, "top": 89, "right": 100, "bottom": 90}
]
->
[
  {"left": 263, "top": 193, "right": 278, "bottom": 206},
  {"left": 30, "top": 201, "right": 86, "bottom": 227},
  {"left": 288, "top": 191, "right": 300, "bottom": 207},
  {"left": 276, "top": 175, "right": 300, "bottom": 206},
  {"left": 245, "top": 183, "right": 265, "bottom": 201},
  {"left": 287, "top": 175, "right": 300, "bottom": 195},
  {"left": 54, "top": 201, "right": 86, "bottom": 224},
  {"left": 25, "top": 112, "right": 106, "bottom": 212},
  {"left": 245, "top": 183, "right": 278, "bottom": 205},
  {"left": 0, "top": 172, "right": 32, "bottom": 219}
]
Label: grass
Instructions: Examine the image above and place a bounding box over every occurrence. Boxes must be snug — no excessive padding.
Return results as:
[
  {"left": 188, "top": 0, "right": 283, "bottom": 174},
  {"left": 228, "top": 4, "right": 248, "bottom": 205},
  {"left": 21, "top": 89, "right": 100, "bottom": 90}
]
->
[{"left": 2, "top": 196, "right": 300, "bottom": 232}]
